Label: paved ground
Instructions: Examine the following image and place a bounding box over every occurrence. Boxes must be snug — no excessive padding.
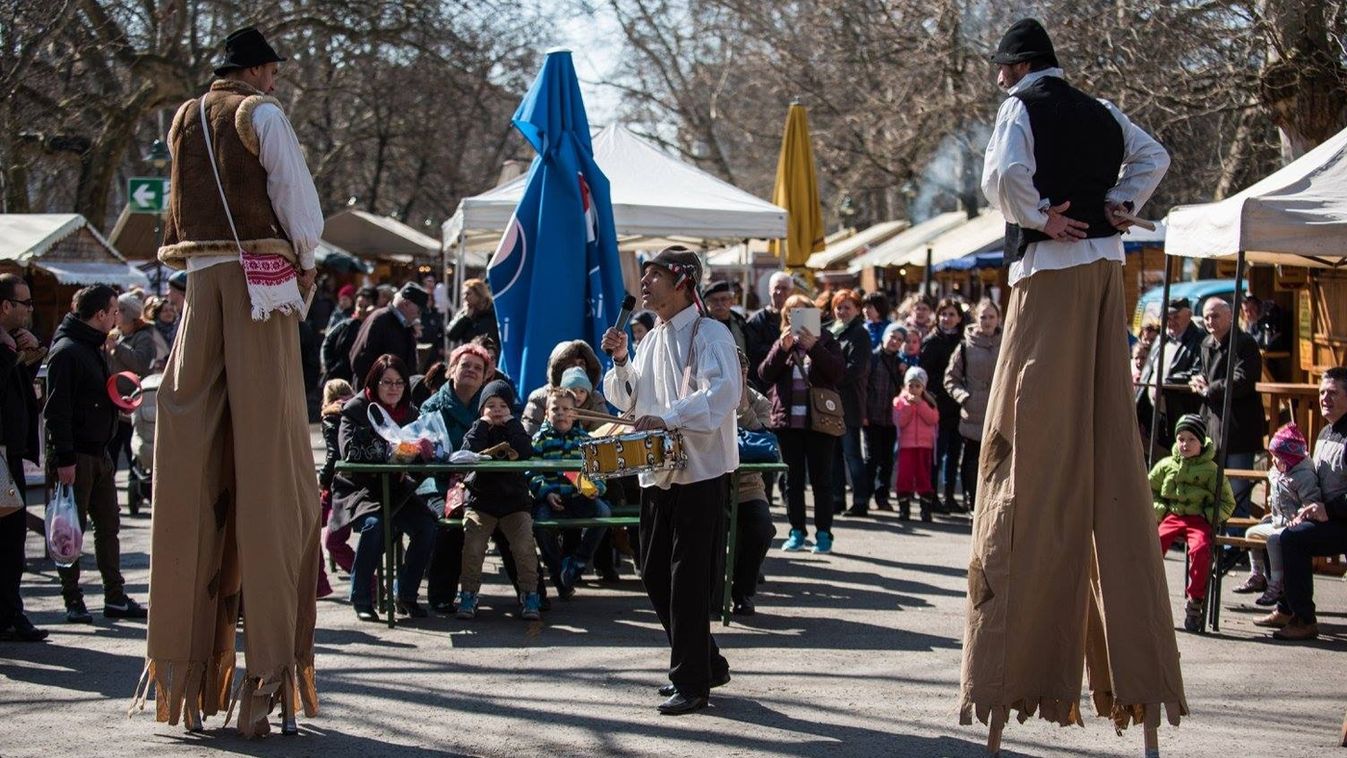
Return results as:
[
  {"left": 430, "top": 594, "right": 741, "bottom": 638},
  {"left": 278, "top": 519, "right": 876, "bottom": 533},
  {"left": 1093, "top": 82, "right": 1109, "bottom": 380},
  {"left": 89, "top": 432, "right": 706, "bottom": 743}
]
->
[{"left": 1, "top": 429, "right": 1345, "bottom": 757}]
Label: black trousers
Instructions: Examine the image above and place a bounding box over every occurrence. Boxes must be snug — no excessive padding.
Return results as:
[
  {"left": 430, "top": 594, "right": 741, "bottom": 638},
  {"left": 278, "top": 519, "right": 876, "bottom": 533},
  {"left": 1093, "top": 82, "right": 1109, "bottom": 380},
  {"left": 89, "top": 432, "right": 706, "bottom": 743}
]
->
[
  {"left": 732, "top": 498, "right": 776, "bottom": 600},
  {"left": 1277, "top": 518, "right": 1347, "bottom": 625},
  {"left": 932, "top": 418, "right": 963, "bottom": 499},
  {"left": 640, "top": 475, "right": 730, "bottom": 697},
  {"left": 861, "top": 424, "right": 897, "bottom": 510},
  {"left": 0, "top": 453, "right": 28, "bottom": 627},
  {"left": 960, "top": 437, "right": 981, "bottom": 511},
  {"left": 57, "top": 452, "right": 124, "bottom": 604},
  {"left": 777, "top": 427, "right": 836, "bottom": 534}
]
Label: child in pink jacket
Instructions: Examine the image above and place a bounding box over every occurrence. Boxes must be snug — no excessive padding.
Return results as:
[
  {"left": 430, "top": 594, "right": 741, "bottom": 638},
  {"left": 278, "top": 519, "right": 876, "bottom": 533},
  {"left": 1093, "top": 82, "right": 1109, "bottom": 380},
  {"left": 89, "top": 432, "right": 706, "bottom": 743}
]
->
[{"left": 893, "top": 366, "right": 940, "bottom": 522}]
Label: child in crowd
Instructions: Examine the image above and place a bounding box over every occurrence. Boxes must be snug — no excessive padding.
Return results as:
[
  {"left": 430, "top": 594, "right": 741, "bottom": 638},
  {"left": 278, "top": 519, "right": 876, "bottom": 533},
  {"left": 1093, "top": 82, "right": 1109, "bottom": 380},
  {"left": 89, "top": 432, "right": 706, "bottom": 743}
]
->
[
  {"left": 901, "top": 323, "right": 923, "bottom": 369},
  {"left": 733, "top": 349, "right": 778, "bottom": 615},
  {"left": 893, "top": 366, "right": 939, "bottom": 522},
  {"left": 529, "top": 389, "right": 611, "bottom": 598},
  {"left": 1150, "top": 414, "right": 1236, "bottom": 632},
  {"left": 1235, "top": 423, "right": 1321, "bottom": 606},
  {"left": 318, "top": 378, "right": 356, "bottom": 597},
  {"left": 457, "top": 380, "right": 542, "bottom": 620}
]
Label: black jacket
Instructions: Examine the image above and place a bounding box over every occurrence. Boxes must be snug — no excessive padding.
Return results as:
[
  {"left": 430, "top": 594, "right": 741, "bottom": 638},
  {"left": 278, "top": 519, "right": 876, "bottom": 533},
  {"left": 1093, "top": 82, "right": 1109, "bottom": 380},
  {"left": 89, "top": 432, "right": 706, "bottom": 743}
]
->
[
  {"left": 1199, "top": 328, "right": 1265, "bottom": 456},
  {"left": 1136, "top": 321, "right": 1206, "bottom": 444},
  {"left": 349, "top": 306, "right": 417, "bottom": 388},
  {"left": 865, "top": 347, "right": 906, "bottom": 428},
  {"left": 445, "top": 305, "right": 499, "bottom": 347},
  {"left": 331, "top": 395, "right": 422, "bottom": 531},
  {"left": 743, "top": 307, "right": 781, "bottom": 393},
  {"left": 920, "top": 327, "right": 963, "bottom": 424},
  {"left": 319, "top": 408, "right": 342, "bottom": 491},
  {"left": 461, "top": 417, "right": 533, "bottom": 518},
  {"left": 44, "top": 314, "right": 119, "bottom": 466},
  {"left": 321, "top": 315, "right": 360, "bottom": 385},
  {"left": 0, "top": 341, "right": 40, "bottom": 463},
  {"left": 830, "top": 315, "right": 872, "bottom": 426}
]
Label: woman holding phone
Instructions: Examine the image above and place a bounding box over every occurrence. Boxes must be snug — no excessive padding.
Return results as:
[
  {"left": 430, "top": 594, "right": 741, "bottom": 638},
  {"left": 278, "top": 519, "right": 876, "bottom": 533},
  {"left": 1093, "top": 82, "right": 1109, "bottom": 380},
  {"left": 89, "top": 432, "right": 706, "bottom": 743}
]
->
[{"left": 758, "top": 295, "right": 845, "bottom": 554}]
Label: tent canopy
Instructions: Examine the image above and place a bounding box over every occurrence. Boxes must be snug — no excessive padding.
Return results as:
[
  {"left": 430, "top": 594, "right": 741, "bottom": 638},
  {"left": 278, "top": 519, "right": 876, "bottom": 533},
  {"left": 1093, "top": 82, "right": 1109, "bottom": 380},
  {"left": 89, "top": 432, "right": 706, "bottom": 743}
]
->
[
  {"left": 0, "top": 213, "right": 148, "bottom": 288},
  {"left": 805, "top": 220, "right": 909, "bottom": 270},
  {"left": 444, "top": 124, "right": 788, "bottom": 254},
  {"left": 848, "top": 211, "right": 970, "bottom": 271},
  {"left": 323, "top": 209, "right": 440, "bottom": 264},
  {"left": 1166, "top": 125, "right": 1347, "bottom": 267}
]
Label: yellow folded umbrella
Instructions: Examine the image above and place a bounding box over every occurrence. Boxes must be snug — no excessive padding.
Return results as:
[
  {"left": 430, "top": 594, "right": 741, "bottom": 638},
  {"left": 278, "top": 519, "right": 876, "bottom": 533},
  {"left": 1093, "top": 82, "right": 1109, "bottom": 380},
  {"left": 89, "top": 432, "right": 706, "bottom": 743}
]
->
[{"left": 768, "top": 103, "right": 825, "bottom": 268}]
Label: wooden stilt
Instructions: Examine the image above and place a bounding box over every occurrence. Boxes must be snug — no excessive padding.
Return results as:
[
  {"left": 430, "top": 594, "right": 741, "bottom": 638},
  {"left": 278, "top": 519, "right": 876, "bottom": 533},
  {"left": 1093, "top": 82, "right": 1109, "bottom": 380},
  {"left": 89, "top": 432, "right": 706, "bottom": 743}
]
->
[
  {"left": 986, "top": 713, "right": 1005, "bottom": 755},
  {"left": 1339, "top": 702, "right": 1347, "bottom": 747},
  {"left": 1143, "top": 705, "right": 1161, "bottom": 758}
]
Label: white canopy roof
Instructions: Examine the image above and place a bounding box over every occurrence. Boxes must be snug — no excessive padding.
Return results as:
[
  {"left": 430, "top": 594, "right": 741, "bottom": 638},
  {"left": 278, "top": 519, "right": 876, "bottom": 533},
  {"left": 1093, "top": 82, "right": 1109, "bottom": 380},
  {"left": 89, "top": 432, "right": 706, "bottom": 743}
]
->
[
  {"left": 848, "top": 211, "right": 970, "bottom": 271},
  {"left": 1166, "top": 125, "right": 1347, "bottom": 267},
  {"left": 443, "top": 124, "right": 788, "bottom": 255},
  {"left": 920, "top": 209, "right": 1007, "bottom": 267},
  {"left": 805, "top": 220, "right": 909, "bottom": 270},
  {"left": 0, "top": 213, "right": 148, "bottom": 288},
  {"left": 323, "top": 209, "right": 440, "bottom": 264}
]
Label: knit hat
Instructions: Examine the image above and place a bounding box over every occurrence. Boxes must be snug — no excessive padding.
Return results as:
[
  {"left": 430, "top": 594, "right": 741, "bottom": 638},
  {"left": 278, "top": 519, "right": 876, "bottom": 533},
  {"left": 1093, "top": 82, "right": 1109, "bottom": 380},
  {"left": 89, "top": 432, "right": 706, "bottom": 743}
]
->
[
  {"left": 478, "top": 379, "right": 515, "bottom": 412},
  {"left": 397, "top": 283, "right": 430, "bottom": 311},
  {"left": 559, "top": 365, "right": 592, "bottom": 392},
  {"left": 338, "top": 284, "right": 357, "bottom": 300},
  {"left": 1174, "top": 413, "right": 1207, "bottom": 441},
  {"left": 1269, "top": 423, "right": 1309, "bottom": 468},
  {"left": 904, "top": 366, "right": 928, "bottom": 386},
  {"left": 882, "top": 322, "right": 907, "bottom": 344},
  {"left": 168, "top": 270, "right": 188, "bottom": 293},
  {"left": 990, "top": 19, "right": 1059, "bottom": 68}
]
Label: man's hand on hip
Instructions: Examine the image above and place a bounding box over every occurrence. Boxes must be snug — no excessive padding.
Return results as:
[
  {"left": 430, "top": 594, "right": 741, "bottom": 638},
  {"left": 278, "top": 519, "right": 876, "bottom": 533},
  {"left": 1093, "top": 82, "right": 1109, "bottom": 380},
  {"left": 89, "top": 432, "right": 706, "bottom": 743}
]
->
[{"left": 1043, "top": 201, "right": 1088, "bottom": 242}]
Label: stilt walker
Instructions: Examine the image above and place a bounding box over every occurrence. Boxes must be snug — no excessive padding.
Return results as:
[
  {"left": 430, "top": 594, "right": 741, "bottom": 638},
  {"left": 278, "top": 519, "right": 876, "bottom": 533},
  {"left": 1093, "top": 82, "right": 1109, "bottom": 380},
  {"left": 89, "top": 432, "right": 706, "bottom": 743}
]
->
[
  {"left": 961, "top": 19, "right": 1187, "bottom": 756},
  {"left": 132, "top": 26, "right": 323, "bottom": 737}
]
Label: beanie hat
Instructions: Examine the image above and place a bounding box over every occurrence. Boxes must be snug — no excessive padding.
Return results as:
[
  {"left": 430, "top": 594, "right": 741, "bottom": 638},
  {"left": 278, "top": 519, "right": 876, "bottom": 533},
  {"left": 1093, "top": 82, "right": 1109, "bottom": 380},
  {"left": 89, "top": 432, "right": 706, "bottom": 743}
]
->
[
  {"left": 478, "top": 379, "right": 515, "bottom": 412},
  {"left": 338, "top": 284, "right": 357, "bottom": 300},
  {"left": 882, "top": 322, "right": 907, "bottom": 344},
  {"left": 559, "top": 365, "right": 592, "bottom": 392},
  {"left": 904, "top": 366, "right": 928, "bottom": 386},
  {"left": 1269, "top": 423, "right": 1309, "bottom": 468},
  {"left": 1174, "top": 413, "right": 1207, "bottom": 441}
]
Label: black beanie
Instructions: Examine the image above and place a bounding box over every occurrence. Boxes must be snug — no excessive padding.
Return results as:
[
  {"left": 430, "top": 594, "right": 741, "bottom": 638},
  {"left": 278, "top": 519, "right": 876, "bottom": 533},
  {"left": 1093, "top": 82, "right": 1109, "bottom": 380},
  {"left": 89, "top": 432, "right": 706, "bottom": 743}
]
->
[
  {"left": 1174, "top": 413, "right": 1207, "bottom": 441},
  {"left": 479, "top": 379, "right": 514, "bottom": 412}
]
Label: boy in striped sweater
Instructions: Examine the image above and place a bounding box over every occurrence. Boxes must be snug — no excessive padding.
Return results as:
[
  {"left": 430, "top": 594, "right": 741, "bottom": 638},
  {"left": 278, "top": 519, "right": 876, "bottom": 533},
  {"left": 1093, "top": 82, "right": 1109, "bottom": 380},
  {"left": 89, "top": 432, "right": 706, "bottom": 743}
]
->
[{"left": 530, "top": 389, "right": 612, "bottom": 597}]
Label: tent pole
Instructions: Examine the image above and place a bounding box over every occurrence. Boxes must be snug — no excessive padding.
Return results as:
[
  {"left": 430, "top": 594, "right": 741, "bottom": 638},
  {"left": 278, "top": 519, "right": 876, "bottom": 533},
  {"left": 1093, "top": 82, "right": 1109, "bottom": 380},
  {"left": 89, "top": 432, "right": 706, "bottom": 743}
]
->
[
  {"left": 1206, "top": 249, "right": 1245, "bottom": 634},
  {"left": 741, "top": 237, "right": 750, "bottom": 309},
  {"left": 1147, "top": 256, "right": 1175, "bottom": 469},
  {"left": 924, "top": 246, "right": 934, "bottom": 296}
]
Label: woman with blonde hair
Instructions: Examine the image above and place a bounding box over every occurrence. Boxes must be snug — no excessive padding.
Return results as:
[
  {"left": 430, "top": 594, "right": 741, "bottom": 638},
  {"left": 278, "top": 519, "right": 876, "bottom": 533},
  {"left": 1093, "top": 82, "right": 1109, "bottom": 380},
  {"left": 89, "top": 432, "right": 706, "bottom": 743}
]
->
[{"left": 446, "top": 278, "right": 499, "bottom": 347}]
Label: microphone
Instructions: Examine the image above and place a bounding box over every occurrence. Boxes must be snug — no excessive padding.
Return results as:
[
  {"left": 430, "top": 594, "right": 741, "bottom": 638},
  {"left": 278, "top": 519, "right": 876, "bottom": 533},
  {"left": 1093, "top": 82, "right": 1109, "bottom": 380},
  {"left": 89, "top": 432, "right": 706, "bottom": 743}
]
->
[{"left": 606, "top": 294, "right": 637, "bottom": 356}]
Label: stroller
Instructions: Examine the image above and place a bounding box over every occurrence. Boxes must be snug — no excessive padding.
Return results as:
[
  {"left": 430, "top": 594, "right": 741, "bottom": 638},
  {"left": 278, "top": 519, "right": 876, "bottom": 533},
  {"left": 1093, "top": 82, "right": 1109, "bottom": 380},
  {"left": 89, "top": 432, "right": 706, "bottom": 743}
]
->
[{"left": 127, "top": 372, "right": 162, "bottom": 516}]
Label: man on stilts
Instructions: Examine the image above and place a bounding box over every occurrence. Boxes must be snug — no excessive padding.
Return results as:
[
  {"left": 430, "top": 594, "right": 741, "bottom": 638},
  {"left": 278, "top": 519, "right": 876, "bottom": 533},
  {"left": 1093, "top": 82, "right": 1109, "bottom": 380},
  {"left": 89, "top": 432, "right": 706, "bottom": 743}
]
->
[
  {"left": 134, "top": 26, "right": 323, "bottom": 737},
  {"left": 960, "top": 19, "right": 1187, "bottom": 756}
]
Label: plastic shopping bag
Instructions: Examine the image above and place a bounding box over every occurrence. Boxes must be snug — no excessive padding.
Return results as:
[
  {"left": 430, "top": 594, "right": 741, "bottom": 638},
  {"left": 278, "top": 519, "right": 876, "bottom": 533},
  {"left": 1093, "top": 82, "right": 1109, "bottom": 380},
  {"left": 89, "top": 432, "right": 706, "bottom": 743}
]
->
[
  {"left": 367, "top": 404, "right": 451, "bottom": 463},
  {"left": 45, "top": 483, "right": 83, "bottom": 568}
]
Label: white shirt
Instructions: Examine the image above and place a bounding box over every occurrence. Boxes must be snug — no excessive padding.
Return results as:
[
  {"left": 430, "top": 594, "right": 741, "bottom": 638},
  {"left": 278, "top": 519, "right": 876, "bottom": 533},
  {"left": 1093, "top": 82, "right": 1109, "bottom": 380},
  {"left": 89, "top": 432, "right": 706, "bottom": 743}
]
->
[
  {"left": 603, "top": 304, "right": 742, "bottom": 489},
  {"left": 188, "top": 102, "right": 323, "bottom": 273},
  {"left": 981, "top": 68, "right": 1170, "bottom": 287}
]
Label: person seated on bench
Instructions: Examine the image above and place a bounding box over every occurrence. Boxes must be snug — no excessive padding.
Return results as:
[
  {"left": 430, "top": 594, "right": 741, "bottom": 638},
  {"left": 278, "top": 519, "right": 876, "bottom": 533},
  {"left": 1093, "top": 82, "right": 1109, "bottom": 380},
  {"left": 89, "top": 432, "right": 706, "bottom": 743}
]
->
[
  {"left": 332, "top": 354, "right": 438, "bottom": 622},
  {"left": 1258, "top": 367, "right": 1347, "bottom": 641},
  {"left": 731, "top": 348, "right": 778, "bottom": 616},
  {"left": 1149, "top": 414, "right": 1235, "bottom": 633},
  {"left": 529, "top": 388, "right": 611, "bottom": 598},
  {"left": 1234, "top": 423, "right": 1320, "bottom": 606}
]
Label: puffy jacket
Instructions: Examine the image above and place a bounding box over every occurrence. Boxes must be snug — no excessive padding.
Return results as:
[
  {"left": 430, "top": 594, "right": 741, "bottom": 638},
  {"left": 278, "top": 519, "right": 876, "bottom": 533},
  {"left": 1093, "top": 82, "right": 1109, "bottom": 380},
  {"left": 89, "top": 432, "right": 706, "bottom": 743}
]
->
[
  {"left": 829, "top": 315, "right": 871, "bottom": 426},
  {"left": 461, "top": 417, "right": 533, "bottom": 517},
  {"left": 44, "top": 314, "right": 119, "bottom": 466},
  {"left": 920, "top": 327, "right": 963, "bottom": 424},
  {"left": 944, "top": 325, "right": 1002, "bottom": 441},
  {"left": 529, "top": 422, "right": 607, "bottom": 500},
  {"left": 1266, "top": 458, "right": 1321, "bottom": 527},
  {"left": 758, "top": 330, "right": 844, "bottom": 430},
  {"left": 865, "top": 347, "right": 906, "bottom": 428},
  {"left": 521, "top": 339, "right": 610, "bottom": 434},
  {"left": 893, "top": 393, "right": 938, "bottom": 450},
  {"left": 1148, "top": 438, "right": 1236, "bottom": 524}
]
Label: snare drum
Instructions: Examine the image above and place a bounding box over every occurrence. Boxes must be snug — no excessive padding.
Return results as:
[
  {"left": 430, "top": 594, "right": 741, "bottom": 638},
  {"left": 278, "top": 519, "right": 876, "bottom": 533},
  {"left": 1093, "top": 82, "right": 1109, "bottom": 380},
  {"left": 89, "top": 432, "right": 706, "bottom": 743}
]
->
[{"left": 579, "top": 430, "right": 687, "bottom": 479}]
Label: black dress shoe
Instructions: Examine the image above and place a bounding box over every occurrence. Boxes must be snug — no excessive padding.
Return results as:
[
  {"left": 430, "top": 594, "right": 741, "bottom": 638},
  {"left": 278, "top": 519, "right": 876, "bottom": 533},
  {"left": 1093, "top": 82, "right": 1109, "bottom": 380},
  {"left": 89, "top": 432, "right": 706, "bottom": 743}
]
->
[
  {"left": 65, "top": 600, "right": 93, "bottom": 624},
  {"left": 395, "top": 599, "right": 428, "bottom": 618},
  {"left": 657, "top": 692, "right": 708, "bottom": 715},
  {"left": 658, "top": 671, "right": 730, "bottom": 697},
  {"left": 0, "top": 616, "right": 48, "bottom": 642},
  {"left": 354, "top": 606, "right": 380, "bottom": 622},
  {"left": 430, "top": 601, "right": 455, "bottom": 615},
  {"left": 731, "top": 597, "right": 756, "bottom": 616},
  {"left": 840, "top": 508, "right": 868, "bottom": 518}
]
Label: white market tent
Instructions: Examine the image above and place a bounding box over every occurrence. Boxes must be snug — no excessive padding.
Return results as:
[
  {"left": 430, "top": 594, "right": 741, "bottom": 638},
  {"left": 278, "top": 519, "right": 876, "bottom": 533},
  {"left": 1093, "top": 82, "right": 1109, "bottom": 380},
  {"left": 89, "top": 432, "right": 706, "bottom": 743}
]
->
[
  {"left": 848, "top": 211, "right": 970, "bottom": 271},
  {"left": 1166, "top": 124, "right": 1347, "bottom": 267},
  {"left": 442, "top": 124, "right": 788, "bottom": 262},
  {"left": 910, "top": 208, "right": 1006, "bottom": 268},
  {"left": 805, "top": 219, "right": 909, "bottom": 270},
  {"left": 323, "top": 209, "right": 441, "bottom": 265},
  {"left": 0, "top": 213, "right": 148, "bottom": 288}
]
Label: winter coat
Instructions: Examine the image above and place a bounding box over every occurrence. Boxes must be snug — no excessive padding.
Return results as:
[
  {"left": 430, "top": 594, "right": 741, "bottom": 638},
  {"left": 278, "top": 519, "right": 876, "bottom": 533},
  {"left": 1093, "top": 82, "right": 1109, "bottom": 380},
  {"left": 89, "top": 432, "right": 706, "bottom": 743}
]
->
[
  {"left": 712, "top": 309, "right": 749, "bottom": 356},
  {"left": 743, "top": 307, "right": 782, "bottom": 393},
  {"left": 417, "top": 379, "right": 484, "bottom": 497},
  {"left": 893, "top": 393, "right": 939, "bottom": 450},
  {"left": 865, "top": 347, "right": 906, "bottom": 428},
  {"left": 44, "top": 315, "right": 120, "bottom": 466},
  {"left": 108, "top": 321, "right": 166, "bottom": 377},
  {"left": 0, "top": 340, "right": 40, "bottom": 463},
  {"left": 1198, "top": 328, "right": 1265, "bottom": 455},
  {"left": 520, "top": 340, "right": 610, "bottom": 434},
  {"left": 758, "top": 329, "right": 845, "bottom": 430},
  {"left": 330, "top": 394, "right": 423, "bottom": 531},
  {"left": 445, "top": 304, "right": 499, "bottom": 347},
  {"left": 319, "top": 402, "right": 343, "bottom": 491},
  {"left": 829, "top": 315, "right": 872, "bottom": 426},
  {"left": 944, "top": 325, "right": 1003, "bottom": 441},
  {"left": 529, "top": 422, "right": 607, "bottom": 501},
  {"left": 920, "top": 327, "right": 963, "bottom": 426},
  {"left": 864, "top": 319, "right": 890, "bottom": 349},
  {"left": 349, "top": 306, "right": 417, "bottom": 388},
  {"left": 735, "top": 386, "right": 774, "bottom": 502},
  {"left": 321, "top": 313, "right": 361, "bottom": 385},
  {"left": 1266, "top": 458, "right": 1321, "bottom": 527},
  {"left": 460, "top": 417, "right": 533, "bottom": 518},
  {"left": 1148, "top": 438, "right": 1236, "bottom": 524}
]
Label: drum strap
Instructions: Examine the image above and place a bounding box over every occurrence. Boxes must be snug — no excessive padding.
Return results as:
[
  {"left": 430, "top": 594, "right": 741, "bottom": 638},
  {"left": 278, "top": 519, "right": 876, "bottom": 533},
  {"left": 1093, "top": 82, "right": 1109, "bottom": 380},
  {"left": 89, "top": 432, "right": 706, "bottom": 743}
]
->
[{"left": 680, "top": 317, "right": 705, "bottom": 398}]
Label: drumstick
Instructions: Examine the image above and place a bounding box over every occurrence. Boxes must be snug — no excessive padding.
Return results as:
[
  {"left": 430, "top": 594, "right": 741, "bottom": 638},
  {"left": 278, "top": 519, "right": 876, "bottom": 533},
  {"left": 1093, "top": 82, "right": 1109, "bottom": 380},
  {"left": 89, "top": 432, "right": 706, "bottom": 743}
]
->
[
  {"left": 1112, "top": 208, "right": 1157, "bottom": 232},
  {"left": 571, "top": 409, "right": 637, "bottom": 427}
]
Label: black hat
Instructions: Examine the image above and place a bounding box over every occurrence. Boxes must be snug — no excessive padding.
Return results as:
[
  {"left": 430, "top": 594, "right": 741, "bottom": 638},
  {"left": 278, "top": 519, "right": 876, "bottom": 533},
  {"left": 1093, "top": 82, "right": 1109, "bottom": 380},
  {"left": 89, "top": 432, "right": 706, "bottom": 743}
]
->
[
  {"left": 703, "top": 280, "right": 733, "bottom": 298},
  {"left": 478, "top": 379, "right": 515, "bottom": 412},
  {"left": 1174, "top": 413, "right": 1207, "bottom": 442},
  {"left": 1166, "top": 297, "right": 1192, "bottom": 314},
  {"left": 397, "top": 283, "right": 429, "bottom": 311},
  {"left": 356, "top": 285, "right": 378, "bottom": 301},
  {"left": 642, "top": 245, "right": 703, "bottom": 294},
  {"left": 214, "top": 27, "right": 286, "bottom": 77},
  {"left": 990, "top": 19, "right": 1059, "bottom": 68},
  {"left": 168, "top": 270, "right": 188, "bottom": 293}
]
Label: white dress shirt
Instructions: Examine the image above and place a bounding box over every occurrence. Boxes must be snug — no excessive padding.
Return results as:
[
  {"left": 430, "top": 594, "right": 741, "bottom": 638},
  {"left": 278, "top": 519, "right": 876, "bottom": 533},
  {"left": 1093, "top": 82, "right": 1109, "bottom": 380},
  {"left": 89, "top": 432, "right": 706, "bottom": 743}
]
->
[
  {"left": 188, "top": 102, "right": 324, "bottom": 273},
  {"left": 981, "top": 67, "right": 1170, "bottom": 287},
  {"left": 603, "top": 304, "right": 742, "bottom": 489}
]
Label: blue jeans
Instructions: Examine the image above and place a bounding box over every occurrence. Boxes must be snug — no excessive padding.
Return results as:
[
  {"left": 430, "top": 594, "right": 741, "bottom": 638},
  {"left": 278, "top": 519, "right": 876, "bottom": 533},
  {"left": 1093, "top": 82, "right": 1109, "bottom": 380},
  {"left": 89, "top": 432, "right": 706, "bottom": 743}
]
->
[
  {"left": 350, "top": 501, "right": 438, "bottom": 607},
  {"left": 534, "top": 495, "right": 611, "bottom": 579},
  {"left": 831, "top": 424, "right": 867, "bottom": 511}
]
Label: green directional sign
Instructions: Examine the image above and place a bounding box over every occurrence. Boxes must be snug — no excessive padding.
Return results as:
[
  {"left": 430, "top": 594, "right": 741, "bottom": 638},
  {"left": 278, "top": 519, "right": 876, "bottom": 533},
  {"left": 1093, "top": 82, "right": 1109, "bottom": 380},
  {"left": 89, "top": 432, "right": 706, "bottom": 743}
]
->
[{"left": 128, "top": 177, "right": 169, "bottom": 214}]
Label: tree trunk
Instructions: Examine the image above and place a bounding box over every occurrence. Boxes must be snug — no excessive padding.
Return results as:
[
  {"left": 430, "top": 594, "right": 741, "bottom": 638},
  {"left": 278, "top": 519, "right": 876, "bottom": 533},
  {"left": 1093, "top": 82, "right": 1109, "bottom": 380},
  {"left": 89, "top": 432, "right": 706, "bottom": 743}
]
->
[{"left": 1259, "top": 0, "right": 1347, "bottom": 161}]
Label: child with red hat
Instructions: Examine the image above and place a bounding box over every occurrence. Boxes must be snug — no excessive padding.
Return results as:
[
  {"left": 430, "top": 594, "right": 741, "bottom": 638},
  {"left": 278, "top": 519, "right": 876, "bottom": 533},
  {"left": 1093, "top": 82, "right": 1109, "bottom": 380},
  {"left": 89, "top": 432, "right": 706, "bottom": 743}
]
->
[{"left": 1235, "top": 423, "right": 1322, "bottom": 606}]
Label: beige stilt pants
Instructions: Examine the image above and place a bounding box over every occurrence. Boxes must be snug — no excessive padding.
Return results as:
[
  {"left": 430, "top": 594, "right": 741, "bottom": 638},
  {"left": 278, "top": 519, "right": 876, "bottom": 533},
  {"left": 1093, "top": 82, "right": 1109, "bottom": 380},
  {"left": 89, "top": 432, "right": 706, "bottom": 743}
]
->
[
  {"left": 141, "top": 262, "right": 320, "bottom": 734},
  {"left": 959, "top": 260, "right": 1188, "bottom": 731}
]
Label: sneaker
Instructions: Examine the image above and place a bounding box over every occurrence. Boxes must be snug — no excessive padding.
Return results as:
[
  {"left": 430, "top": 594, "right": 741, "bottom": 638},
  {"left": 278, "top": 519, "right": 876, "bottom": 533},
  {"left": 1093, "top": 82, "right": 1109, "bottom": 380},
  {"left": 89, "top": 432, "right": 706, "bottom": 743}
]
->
[
  {"left": 1254, "top": 583, "right": 1283, "bottom": 607},
  {"left": 781, "top": 529, "right": 808, "bottom": 552},
  {"left": 520, "top": 592, "right": 542, "bottom": 621},
  {"left": 65, "top": 600, "right": 93, "bottom": 624},
  {"left": 1254, "top": 608, "right": 1293, "bottom": 628},
  {"left": 104, "top": 596, "right": 148, "bottom": 619},
  {"left": 812, "top": 531, "right": 833, "bottom": 554},
  {"left": 1183, "top": 599, "right": 1205, "bottom": 633},
  {"left": 455, "top": 591, "right": 479, "bottom": 619},
  {"left": 1232, "top": 574, "right": 1267, "bottom": 594}
]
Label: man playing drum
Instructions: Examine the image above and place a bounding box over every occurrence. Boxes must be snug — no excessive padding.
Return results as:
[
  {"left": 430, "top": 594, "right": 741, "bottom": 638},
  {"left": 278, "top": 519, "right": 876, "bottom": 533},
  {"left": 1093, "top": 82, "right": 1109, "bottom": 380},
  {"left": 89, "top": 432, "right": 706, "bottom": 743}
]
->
[{"left": 601, "top": 246, "right": 741, "bottom": 715}]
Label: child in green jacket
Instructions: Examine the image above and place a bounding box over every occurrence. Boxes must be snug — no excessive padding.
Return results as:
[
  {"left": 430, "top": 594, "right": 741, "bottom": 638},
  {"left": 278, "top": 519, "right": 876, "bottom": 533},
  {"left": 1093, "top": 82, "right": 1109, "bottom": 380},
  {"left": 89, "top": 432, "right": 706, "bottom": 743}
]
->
[{"left": 1149, "top": 413, "right": 1236, "bottom": 633}]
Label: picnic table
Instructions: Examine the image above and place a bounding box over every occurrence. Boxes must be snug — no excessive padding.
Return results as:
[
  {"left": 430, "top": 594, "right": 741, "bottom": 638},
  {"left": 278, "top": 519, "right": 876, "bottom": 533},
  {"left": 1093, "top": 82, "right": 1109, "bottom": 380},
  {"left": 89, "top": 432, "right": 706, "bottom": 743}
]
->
[{"left": 333, "top": 459, "right": 787, "bottom": 629}]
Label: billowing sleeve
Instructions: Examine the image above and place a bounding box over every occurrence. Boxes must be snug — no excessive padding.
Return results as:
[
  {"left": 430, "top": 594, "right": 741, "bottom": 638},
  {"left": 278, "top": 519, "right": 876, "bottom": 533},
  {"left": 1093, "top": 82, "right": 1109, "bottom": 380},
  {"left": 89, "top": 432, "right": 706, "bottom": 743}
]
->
[
  {"left": 981, "top": 97, "right": 1048, "bottom": 232},
  {"left": 661, "top": 334, "right": 741, "bottom": 434},
  {"left": 602, "top": 358, "right": 639, "bottom": 415},
  {"left": 252, "top": 103, "right": 323, "bottom": 269},
  {"left": 1101, "top": 101, "right": 1170, "bottom": 214}
]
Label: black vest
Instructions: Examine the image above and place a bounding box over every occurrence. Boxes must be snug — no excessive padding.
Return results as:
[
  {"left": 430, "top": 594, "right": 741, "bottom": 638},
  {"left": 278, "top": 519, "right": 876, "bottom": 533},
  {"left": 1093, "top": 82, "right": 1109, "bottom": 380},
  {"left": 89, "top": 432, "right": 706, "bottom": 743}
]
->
[{"left": 1004, "top": 76, "right": 1124, "bottom": 261}]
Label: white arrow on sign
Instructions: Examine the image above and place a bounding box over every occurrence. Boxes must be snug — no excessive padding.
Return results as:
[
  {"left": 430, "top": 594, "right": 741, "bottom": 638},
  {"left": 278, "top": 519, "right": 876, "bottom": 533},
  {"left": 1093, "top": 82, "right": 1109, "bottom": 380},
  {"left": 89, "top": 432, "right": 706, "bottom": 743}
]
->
[{"left": 132, "top": 183, "right": 156, "bottom": 208}]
